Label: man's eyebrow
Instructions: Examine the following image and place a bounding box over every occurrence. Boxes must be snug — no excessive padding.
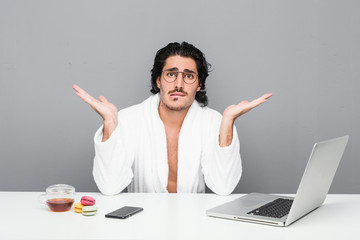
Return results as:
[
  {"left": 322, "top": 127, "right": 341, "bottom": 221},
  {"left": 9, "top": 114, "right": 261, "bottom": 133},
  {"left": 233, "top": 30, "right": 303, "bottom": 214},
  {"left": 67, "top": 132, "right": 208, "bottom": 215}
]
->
[
  {"left": 163, "top": 67, "right": 197, "bottom": 74},
  {"left": 164, "top": 67, "right": 179, "bottom": 71},
  {"left": 183, "top": 69, "right": 197, "bottom": 74}
]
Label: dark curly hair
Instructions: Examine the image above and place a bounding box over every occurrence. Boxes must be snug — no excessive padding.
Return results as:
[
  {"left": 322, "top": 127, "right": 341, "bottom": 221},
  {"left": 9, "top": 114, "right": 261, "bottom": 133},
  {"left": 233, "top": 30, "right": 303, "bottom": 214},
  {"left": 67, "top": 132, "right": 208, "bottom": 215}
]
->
[{"left": 150, "top": 42, "right": 211, "bottom": 107}]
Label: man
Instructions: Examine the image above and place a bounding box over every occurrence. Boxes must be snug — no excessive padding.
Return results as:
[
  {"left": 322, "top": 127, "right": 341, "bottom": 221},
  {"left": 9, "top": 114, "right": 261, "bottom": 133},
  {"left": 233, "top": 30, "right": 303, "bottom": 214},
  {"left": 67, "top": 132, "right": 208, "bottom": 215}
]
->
[{"left": 73, "top": 42, "right": 272, "bottom": 195}]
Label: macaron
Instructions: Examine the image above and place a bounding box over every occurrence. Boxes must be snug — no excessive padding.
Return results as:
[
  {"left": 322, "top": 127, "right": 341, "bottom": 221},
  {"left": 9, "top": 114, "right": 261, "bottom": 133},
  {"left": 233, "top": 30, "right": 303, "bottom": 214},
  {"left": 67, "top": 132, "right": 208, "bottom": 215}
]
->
[
  {"left": 81, "top": 196, "right": 95, "bottom": 206},
  {"left": 82, "top": 205, "right": 98, "bottom": 216},
  {"left": 74, "top": 202, "right": 84, "bottom": 213}
]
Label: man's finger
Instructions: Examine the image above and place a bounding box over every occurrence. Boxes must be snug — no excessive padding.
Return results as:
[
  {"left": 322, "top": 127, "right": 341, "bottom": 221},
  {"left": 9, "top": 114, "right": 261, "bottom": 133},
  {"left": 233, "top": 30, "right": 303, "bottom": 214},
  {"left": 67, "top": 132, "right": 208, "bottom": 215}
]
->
[
  {"left": 262, "top": 93, "right": 273, "bottom": 100},
  {"left": 253, "top": 93, "right": 273, "bottom": 104},
  {"left": 73, "top": 84, "right": 89, "bottom": 95},
  {"left": 73, "top": 84, "right": 91, "bottom": 97},
  {"left": 245, "top": 93, "right": 272, "bottom": 109},
  {"left": 73, "top": 84, "right": 99, "bottom": 106},
  {"left": 99, "top": 96, "right": 109, "bottom": 103}
]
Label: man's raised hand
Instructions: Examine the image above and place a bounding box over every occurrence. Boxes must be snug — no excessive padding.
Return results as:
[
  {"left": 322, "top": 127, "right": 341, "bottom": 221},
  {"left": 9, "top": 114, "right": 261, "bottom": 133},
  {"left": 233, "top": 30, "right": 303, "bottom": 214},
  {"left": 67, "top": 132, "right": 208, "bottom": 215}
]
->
[
  {"left": 223, "top": 93, "right": 273, "bottom": 122},
  {"left": 219, "top": 93, "right": 272, "bottom": 147},
  {"left": 73, "top": 84, "right": 118, "bottom": 142}
]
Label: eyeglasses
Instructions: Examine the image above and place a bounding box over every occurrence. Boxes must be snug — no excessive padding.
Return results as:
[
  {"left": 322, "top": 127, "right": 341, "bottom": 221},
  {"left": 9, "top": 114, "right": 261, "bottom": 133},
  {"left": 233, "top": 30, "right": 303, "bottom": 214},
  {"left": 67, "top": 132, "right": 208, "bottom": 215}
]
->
[{"left": 162, "top": 70, "right": 198, "bottom": 84}]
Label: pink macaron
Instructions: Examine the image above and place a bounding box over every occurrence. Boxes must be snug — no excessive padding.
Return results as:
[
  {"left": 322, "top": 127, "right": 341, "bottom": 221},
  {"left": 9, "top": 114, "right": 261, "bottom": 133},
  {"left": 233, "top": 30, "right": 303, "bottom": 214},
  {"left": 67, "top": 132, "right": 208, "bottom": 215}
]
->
[{"left": 80, "top": 196, "right": 95, "bottom": 206}]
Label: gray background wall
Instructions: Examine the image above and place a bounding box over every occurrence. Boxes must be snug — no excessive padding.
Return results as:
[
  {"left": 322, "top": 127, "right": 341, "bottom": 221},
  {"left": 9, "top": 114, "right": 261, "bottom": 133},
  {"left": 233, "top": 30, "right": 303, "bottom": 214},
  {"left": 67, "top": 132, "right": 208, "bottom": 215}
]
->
[{"left": 1, "top": 0, "right": 359, "bottom": 193}]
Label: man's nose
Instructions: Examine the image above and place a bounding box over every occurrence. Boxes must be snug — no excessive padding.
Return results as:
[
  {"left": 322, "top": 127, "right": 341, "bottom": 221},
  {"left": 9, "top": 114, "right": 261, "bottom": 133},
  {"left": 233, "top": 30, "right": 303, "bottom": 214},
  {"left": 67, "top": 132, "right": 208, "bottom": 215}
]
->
[{"left": 175, "top": 73, "right": 185, "bottom": 88}]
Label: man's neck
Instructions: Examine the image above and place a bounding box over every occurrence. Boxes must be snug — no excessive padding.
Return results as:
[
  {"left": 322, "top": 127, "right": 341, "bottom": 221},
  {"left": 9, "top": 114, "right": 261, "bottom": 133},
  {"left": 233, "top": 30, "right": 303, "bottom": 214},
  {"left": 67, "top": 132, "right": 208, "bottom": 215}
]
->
[{"left": 158, "top": 102, "right": 190, "bottom": 129}]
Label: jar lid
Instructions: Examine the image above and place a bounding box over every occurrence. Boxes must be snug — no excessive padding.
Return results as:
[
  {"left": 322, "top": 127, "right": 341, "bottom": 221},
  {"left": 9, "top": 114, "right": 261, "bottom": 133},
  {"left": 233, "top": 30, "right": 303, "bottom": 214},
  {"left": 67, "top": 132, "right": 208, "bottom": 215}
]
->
[{"left": 46, "top": 184, "right": 75, "bottom": 194}]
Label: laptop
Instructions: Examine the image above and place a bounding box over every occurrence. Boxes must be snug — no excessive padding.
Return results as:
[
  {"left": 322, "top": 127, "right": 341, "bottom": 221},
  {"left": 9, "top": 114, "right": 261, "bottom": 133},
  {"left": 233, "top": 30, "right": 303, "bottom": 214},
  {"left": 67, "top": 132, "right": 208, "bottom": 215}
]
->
[{"left": 206, "top": 135, "right": 349, "bottom": 227}]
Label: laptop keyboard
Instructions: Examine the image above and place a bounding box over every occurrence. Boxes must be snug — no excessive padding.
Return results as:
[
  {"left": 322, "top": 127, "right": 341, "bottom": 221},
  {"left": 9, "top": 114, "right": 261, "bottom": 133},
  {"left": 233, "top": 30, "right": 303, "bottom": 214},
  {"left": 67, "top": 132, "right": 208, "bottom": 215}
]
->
[{"left": 247, "top": 198, "right": 294, "bottom": 219}]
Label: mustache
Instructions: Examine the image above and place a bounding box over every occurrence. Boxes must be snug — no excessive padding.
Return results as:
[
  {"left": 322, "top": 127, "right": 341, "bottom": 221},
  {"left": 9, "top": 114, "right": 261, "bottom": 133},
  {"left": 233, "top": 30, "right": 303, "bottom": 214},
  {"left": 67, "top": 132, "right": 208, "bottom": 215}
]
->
[{"left": 168, "top": 87, "right": 188, "bottom": 95}]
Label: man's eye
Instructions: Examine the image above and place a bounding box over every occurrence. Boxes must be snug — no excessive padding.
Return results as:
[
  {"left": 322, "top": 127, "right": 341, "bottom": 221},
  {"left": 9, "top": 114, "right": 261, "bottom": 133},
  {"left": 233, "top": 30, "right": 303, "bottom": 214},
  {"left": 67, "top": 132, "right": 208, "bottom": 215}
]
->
[
  {"left": 185, "top": 74, "right": 194, "bottom": 79},
  {"left": 167, "top": 72, "right": 176, "bottom": 77}
]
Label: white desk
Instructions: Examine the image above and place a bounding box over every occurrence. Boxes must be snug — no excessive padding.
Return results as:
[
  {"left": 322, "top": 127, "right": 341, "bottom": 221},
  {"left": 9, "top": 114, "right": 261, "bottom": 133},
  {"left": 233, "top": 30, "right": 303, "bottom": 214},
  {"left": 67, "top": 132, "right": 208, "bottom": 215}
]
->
[{"left": 0, "top": 192, "right": 359, "bottom": 239}]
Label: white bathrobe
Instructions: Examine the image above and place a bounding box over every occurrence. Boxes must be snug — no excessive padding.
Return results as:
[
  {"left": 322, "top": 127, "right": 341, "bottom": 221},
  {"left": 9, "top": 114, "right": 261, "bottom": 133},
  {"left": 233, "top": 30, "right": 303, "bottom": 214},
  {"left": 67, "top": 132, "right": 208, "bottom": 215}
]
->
[{"left": 93, "top": 94, "right": 242, "bottom": 196}]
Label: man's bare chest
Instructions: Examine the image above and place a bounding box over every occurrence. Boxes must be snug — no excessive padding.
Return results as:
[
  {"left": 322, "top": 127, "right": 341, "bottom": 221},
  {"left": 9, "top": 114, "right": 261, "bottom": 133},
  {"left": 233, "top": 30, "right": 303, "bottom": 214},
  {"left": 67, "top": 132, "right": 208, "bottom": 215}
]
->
[{"left": 165, "top": 128, "right": 180, "bottom": 166}]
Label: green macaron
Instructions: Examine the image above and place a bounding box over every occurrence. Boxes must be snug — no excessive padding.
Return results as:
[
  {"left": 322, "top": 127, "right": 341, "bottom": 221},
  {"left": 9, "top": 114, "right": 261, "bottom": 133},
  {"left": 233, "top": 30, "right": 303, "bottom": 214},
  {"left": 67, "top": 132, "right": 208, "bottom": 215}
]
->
[{"left": 82, "top": 206, "right": 98, "bottom": 216}]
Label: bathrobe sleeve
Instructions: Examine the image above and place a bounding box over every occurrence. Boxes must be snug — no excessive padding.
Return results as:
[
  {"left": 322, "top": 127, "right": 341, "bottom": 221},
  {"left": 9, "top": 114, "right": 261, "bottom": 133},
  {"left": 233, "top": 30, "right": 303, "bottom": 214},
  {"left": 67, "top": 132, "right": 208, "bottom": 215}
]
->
[
  {"left": 92, "top": 110, "right": 137, "bottom": 196},
  {"left": 201, "top": 111, "right": 242, "bottom": 196}
]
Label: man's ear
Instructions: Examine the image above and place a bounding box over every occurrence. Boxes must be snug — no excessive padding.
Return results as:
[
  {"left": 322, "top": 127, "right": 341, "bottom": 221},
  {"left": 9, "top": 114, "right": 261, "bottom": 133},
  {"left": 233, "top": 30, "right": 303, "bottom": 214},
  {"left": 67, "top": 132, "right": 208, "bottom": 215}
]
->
[
  {"left": 196, "top": 83, "right": 201, "bottom": 92},
  {"left": 156, "top": 77, "right": 160, "bottom": 89}
]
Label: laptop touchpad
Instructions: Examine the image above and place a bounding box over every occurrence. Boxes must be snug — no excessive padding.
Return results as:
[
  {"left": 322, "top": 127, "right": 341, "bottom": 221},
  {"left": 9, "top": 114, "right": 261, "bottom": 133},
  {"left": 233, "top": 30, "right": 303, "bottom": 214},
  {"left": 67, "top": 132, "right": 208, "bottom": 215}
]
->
[
  {"left": 239, "top": 199, "right": 265, "bottom": 208},
  {"left": 215, "top": 198, "right": 265, "bottom": 214}
]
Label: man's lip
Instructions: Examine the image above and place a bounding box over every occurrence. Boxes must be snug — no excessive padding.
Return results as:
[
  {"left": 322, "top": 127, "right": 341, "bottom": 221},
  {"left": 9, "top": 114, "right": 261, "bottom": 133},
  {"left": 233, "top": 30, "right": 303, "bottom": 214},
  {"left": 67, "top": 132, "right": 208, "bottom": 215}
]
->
[{"left": 170, "top": 93, "right": 186, "bottom": 97}]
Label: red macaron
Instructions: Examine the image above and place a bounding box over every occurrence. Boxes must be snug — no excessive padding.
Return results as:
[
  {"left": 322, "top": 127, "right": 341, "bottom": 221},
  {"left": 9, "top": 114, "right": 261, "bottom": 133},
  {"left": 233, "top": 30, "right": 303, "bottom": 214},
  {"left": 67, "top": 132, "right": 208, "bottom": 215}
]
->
[{"left": 80, "top": 196, "right": 95, "bottom": 206}]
